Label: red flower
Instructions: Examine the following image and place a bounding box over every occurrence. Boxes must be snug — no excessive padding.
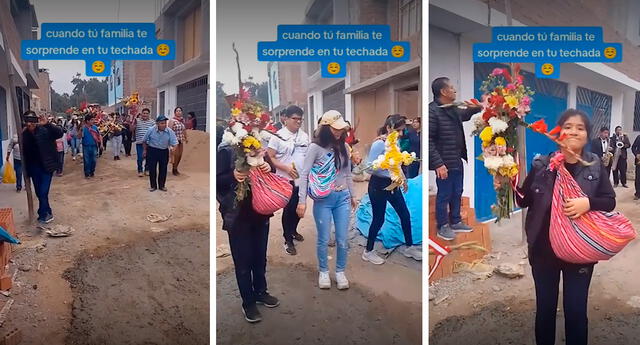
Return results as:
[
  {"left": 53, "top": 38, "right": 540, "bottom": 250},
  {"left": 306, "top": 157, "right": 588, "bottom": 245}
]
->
[
  {"left": 470, "top": 98, "right": 481, "bottom": 105},
  {"left": 489, "top": 94, "right": 505, "bottom": 106},
  {"left": 261, "top": 113, "right": 270, "bottom": 122},
  {"left": 502, "top": 69, "right": 512, "bottom": 83},
  {"left": 265, "top": 124, "right": 277, "bottom": 132},
  {"left": 549, "top": 126, "right": 561, "bottom": 135},
  {"left": 233, "top": 100, "right": 243, "bottom": 109},
  {"left": 558, "top": 133, "right": 568, "bottom": 141},
  {"left": 482, "top": 107, "right": 497, "bottom": 121},
  {"left": 530, "top": 119, "right": 548, "bottom": 133},
  {"left": 507, "top": 147, "right": 515, "bottom": 153},
  {"left": 517, "top": 75, "right": 524, "bottom": 84},
  {"left": 243, "top": 125, "right": 252, "bottom": 132}
]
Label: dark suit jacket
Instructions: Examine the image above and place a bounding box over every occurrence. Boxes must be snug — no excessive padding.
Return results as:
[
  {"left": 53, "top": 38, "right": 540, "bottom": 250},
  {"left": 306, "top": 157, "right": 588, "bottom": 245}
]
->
[{"left": 590, "top": 137, "right": 613, "bottom": 167}]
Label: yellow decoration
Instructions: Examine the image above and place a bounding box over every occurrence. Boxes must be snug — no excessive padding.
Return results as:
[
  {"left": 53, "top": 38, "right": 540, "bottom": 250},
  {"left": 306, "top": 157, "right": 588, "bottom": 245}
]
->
[
  {"left": 504, "top": 95, "right": 518, "bottom": 109},
  {"left": 370, "top": 131, "right": 416, "bottom": 189},
  {"left": 494, "top": 137, "right": 506, "bottom": 146},
  {"left": 479, "top": 127, "right": 493, "bottom": 143},
  {"left": 242, "top": 136, "right": 261, "bottom": 150},
  {"left": 231, "top": 108, "right": 241, "bottom": 116}
]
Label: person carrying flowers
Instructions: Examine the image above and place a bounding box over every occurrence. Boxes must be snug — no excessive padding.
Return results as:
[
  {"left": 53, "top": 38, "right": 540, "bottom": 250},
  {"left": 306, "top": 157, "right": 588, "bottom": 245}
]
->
[
  {"left": 217, "top": 91, "right": 284, "bottom": 323},
  {"left": 362, "top": 114, "right": 421, "bottom": 265},
  {"left": 429, "top": 77, "right": 482, "bottom": 241}
]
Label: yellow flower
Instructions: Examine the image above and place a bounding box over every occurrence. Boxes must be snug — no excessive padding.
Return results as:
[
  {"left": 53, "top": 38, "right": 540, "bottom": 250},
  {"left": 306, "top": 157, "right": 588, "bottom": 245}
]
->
[
  {"left": 494, "top": 137, "right": 506, "bottom": 146},
  {"left": 242, "top": 136, "right": 262, "bottom": 149},
  {"left": 498, "top": 167, "right": 509, "bottom": 176},
  {"left": 504, "top": 95, "right": 518, "bottom": 109},
  {"left": 479, "top": 127, "right": 493, "bottom": 143},
  {"left": 510, "top": 165, "right": 519, "bottom": 177},
  {"left": 231, "top": 108, "right": 241, "bottom": 116}
]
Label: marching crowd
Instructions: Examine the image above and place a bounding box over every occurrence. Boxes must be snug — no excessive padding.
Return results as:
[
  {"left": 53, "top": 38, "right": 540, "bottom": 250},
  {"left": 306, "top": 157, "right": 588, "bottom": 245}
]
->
[
  {"left": 3, "top": 105, "right": 197, "bottom": 224},
  {"left": 217, "top": 104, "right": 422, "bottom": 323}
]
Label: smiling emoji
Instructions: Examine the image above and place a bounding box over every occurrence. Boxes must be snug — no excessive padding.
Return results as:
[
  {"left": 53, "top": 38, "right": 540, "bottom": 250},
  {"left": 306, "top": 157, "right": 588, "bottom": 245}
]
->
[
  {"left": 157, "top": 43, "right": 170, "bottom": 57},
  {"left": 541, "top": 63, "right": 554, "bottom": 76},
  {"left": 604, "top": 47, "right": 617, "bottom": 59},
  {"left": 327, "top": 62, "right": 341, "bottom": 75},
  {"left": 391, "top": 45, "right": 405, "bottom": 58},
  {"left": 91, "top": 61, "right": 105, "bottom": 74}
]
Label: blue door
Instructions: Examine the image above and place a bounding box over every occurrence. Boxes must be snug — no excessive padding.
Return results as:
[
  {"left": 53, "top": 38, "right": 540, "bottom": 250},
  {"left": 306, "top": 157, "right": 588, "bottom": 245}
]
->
[{"left": 473, "top": 63, "right": 568, "bottom": 222}]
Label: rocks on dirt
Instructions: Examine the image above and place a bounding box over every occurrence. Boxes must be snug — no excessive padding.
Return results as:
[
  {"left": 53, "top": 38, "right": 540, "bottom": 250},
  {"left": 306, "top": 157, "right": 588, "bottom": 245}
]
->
[
  {"left": 216, "top": 245, "right": 230, "bottom": 258},
  {"left": 17, "top": 265, "right": 31, "bottom": 272},
  {"left": 494, "top": 263, "right": 525, "bottom": 279},
  {"left": 39, "top": 224, "right": 75, "bottom": 237},
  {"left": 146, "top": 213, "right": 172, "bottom": 223},
  {"left": 627, "top": 296, "right": 640, "bottom": 309}
]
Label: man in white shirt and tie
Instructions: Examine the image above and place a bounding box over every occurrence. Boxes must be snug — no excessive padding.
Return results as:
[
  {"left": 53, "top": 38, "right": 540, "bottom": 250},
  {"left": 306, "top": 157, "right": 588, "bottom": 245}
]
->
[{"left": 591, "top": 126, "right": 613, "bottom": 178}]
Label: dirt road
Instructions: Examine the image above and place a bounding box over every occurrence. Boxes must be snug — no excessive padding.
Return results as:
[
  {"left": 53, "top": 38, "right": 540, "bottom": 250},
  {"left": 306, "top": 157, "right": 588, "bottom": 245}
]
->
[
  {"left": 0, "top": 130, "right": 210, "bottom": 344},
  {"left": 216, "top": 181, "right": 422, "bottom": 345},
  {"left": 429, "top": 185, "right": 640, "bottom": 344}
]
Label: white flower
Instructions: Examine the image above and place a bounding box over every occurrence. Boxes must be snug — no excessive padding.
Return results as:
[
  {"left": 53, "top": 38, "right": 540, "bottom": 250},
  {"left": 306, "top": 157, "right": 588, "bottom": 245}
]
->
[
  {"left": 483, "top": 156, "right": 503, "bottom": 170},
  {"left": 501, "top": 154, "right": 515, "bottom": 167},
  {"left": 231, "top": 122, "right": 244, "bottom": 133},
  {"left": 221, "top": 131, "right": 235, "bottom": 145},
  {"left": 488, "top": 117, "right": 509, "bottom": 134},
  {"left": 471, "top": 114, "right": 486, "bottom": 131},
  {"left": 235, "top": 128, "right": 248, "bottom": 139}
]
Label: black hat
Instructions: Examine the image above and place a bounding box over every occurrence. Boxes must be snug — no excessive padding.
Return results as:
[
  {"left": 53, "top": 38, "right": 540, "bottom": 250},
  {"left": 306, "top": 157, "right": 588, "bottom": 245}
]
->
[
  {"left": 24, "top": 111, "right": 38, "bottom": 123},
  {"left": 156, "top": 115, "right": 169, "bottom": 122}
]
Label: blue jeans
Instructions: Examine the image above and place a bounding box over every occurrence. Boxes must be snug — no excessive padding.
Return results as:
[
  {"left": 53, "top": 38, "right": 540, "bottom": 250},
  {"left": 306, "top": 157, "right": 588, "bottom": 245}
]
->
[
  {"left": 13, "top": 159, "right": 22, "bottom": 190},
  {"left": 435, "top": 169, "right": 464, "bottom": 229},
  {"left": 136, "top": 143, "right": 148, "bottom": 173},
  {"left": 312, "top": 190, "right": 351, "bottom": 273},
  {"left": 27, "top": 164, "right": 53, "bottom": 220},
  {"left": 70, "top": 137, "right": 79, "bottom": 156},
  {"left": 83, "top": 145, "right": 98, "bottom": 176}
]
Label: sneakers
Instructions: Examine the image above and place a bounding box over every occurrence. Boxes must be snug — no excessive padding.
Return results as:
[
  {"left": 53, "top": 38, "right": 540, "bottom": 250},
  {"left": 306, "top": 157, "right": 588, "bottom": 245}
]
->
[
  {"left": 242, "top": 304, "right": 262, "bottom": 323},
  {"left": 38, "top": 214, "right": 54, "bottom": 224},
  {"left": 318, "top": 271, "right": 331, "bottom": 289},
  {"left": 335, "top": 272, "right": 349, "bottom": 290},
  {"left": 256, "top": 293, "right": 280, "bottom": 308},
  {"left": 403, "top": 245, "right": 423, "bottom": 261},
  {"left": 437, "top": 224, "right": 456, "bottom": 241},
  {"left": 362, "top": 250, "right": 385, "bottom": 265},
  {"left": 292, "top": 232, "right": 304, "bottom": 242},
  {"left": 451, "top": 222, "right": 473, "bottom": 233},
  {"left": 284, "top": 241, "right": 297, "bottom": 255}
]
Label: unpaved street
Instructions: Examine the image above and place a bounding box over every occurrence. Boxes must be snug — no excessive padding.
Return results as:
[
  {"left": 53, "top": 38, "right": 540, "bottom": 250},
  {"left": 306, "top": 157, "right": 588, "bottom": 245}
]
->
[
  {"left": 429, "top": 184, "right": 640, "bottom": 345},
  {"left": 216, "top": 181, "right": 422, "bottom": 345},
  {"left": 0, "top": 130, "right": 210, "bottom": 344}
]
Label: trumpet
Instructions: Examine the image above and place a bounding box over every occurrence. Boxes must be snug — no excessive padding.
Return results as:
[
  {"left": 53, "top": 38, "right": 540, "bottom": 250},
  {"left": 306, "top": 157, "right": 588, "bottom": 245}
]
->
[{"left": 611, "top": 140, "right": 625, "bottom": 168}]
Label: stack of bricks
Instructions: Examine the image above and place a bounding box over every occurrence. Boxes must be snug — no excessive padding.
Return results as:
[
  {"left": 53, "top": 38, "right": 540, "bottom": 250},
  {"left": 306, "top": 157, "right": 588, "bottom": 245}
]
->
[
  {"left": 0, "top": 209, "right": 15, "bottom": 291},
  {"left": 428, "top": 195, "right": 492, "bottom": 282}
]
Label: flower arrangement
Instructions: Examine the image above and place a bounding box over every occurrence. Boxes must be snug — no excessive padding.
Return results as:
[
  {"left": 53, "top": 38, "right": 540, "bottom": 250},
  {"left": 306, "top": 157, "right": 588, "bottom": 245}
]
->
[
  {"left": 470, "top": 64, "right": 535, "bottom": 221},
  {"left": 220, "top": 87, "right": 275, "bottom": 203},
  {"left": 370, "top": 130, "right": 417, "bottom": 190}
]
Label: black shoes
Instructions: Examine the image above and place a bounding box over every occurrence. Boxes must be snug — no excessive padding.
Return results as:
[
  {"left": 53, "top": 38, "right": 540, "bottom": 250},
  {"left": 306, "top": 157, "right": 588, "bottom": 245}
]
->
[
  {"left": 149, "top": 187, "right": 157, "bottom": 192},
  {"left": 623, "top": 185, "right": 629, "bottom": 188},
  {"left": 284, "top": 241, "right": 297, "bottom": 255},
  {"left": 242, "top": 304, "right": 262, "bottom": 323},
  {"left": 159, "top": 187, "right": 168, "bottom": 192},
  {"left": 256, "top": 293, "right": 280, "bottom": 308},
  {"left": 292, "top": 232, "right": 304, "bottom": 242}
]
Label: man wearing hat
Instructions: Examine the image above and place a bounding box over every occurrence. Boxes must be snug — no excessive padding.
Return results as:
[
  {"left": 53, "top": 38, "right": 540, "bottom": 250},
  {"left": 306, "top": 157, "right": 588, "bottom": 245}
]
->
[
  {"left": 142, "top": 115, "right": 178, "bottom": 192},
  {"left": 21, "top": 110, "right": 64, "bottom": 223}
]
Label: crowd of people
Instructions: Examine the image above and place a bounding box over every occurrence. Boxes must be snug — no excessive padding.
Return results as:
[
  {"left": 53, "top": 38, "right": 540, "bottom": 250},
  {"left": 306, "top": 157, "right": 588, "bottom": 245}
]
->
[
  {"left": 3, "top": 105, "right": 196, "bottom": 224},
  {"left": 217, "top": 104, "right": 422, "bottom": 323}
]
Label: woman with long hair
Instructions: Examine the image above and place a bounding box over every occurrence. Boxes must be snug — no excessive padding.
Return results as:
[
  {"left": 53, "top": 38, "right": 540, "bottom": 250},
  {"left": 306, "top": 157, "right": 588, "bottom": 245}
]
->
[
  {"left": 169, "top": 106, "right": 188, "bottom": 175},
  {"left": 297, "top": 110, "right": 356, "bottom": 290},
  {"left": 501, "top": 109, "right": 615, "bottom": 345},
  {"left": 362, "top": 114, "right": 421, "bottom": 265}
]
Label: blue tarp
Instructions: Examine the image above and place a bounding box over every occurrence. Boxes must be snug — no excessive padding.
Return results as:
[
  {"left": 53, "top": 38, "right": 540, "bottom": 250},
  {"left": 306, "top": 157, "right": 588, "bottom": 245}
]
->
[{"left": 355, "top": 175, "right": 422, "bottom": 249}]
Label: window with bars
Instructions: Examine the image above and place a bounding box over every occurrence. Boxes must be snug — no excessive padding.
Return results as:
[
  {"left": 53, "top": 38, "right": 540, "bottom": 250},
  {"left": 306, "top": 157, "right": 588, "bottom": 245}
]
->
[{"left": 400, "top": 0, "right": 420, "bottom": 40}]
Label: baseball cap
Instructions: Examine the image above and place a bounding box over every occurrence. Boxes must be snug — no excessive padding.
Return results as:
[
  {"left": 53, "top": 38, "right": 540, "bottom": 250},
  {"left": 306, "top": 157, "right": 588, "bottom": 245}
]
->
[{"left": 319, "top": 110, "right": 349, "bottom": 130}]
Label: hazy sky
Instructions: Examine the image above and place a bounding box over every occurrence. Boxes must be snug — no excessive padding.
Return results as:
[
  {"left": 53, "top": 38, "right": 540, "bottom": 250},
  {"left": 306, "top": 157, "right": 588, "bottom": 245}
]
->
[
  {"left": 216, "top": 0, "right": 309, "bottom": 94},
  {"left": 32, "top": 0, "right": 158, "bottom": 94}
]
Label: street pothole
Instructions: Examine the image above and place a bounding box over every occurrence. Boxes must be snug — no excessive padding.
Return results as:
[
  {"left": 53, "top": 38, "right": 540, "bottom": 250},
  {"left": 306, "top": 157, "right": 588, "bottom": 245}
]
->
[
  {"left": 216, "top": 263, "right": 421, "bottom": 345},
  {"left": 63, "top": 230, "right": 210, "bottom": 345}
]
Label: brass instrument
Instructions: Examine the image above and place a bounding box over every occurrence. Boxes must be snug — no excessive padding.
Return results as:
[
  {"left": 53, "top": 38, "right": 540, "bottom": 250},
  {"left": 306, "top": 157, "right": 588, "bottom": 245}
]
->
[
  {"left": 601, "top": 138, "right": 613, "bottom": 166},
  {"left": 611, "top": 137, "right": 625, "bottom": 168}
]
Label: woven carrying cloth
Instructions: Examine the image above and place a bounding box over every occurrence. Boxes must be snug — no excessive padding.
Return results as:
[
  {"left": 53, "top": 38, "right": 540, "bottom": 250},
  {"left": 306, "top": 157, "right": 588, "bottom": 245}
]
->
[
  {"left": 250, "top": 169, "right": 293, "bottom": 215},
  {"left": 549, "top": 157, "right": 636, "bottom": 264},
  {"left": 308, "top": 152, "right": 337, "bottom": 200}
]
